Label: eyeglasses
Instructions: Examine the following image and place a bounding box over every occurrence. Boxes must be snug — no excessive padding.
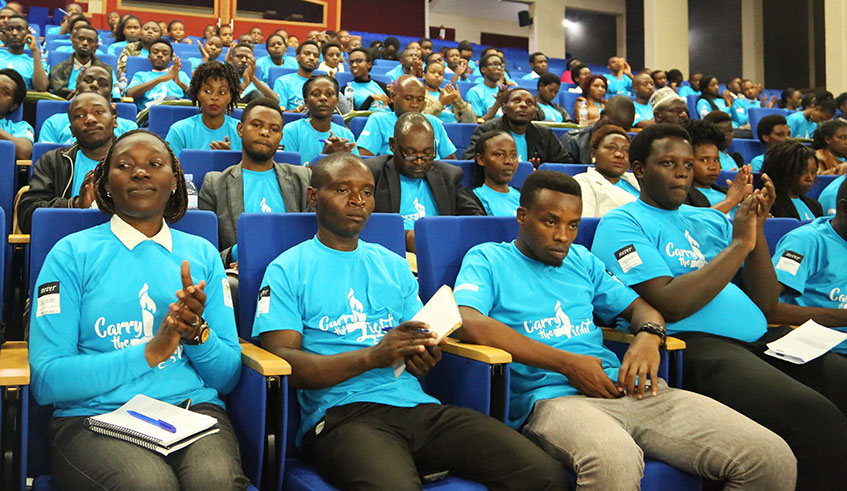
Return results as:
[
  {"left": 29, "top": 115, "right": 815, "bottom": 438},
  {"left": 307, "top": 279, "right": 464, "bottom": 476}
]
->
[{"left": 398, "top": 146, "right": 435, "bottom": 163}]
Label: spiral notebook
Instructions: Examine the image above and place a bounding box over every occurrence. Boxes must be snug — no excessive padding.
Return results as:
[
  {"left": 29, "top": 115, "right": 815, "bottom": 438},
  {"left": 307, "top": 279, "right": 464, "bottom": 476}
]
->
[{"left": 85, "top": 394, "right": 220, "bottom": 456}]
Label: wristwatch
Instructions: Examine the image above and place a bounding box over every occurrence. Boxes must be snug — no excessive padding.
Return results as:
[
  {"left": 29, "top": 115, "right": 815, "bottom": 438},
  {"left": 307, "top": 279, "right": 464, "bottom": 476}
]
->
[
  {"left": 183, "top": 320, "right": 210, "bottom": 345},
  {"left": 636, "top": 322, "right": 667, "bottom": 347}
]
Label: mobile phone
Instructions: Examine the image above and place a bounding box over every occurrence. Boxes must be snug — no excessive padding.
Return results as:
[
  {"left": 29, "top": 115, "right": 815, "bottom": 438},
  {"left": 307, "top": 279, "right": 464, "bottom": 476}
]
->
[{"left": 421, "top": 470, "right": 449, "bottom": 483}]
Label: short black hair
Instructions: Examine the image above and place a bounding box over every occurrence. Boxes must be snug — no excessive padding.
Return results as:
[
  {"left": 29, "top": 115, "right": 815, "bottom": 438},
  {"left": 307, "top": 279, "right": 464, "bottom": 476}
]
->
[
  {"left": 529, "top": 52, "right": 546, "bottom": 63},
  {"left": 349, "top": 47, "right": 372, "bottom": 63},
  {"left": 149, "top": 37, "right": 173, "bottom": 55},
  {"left": 756, "top": 114, "right": 788, "bottom": 140},
  {"left": 418, "top": 37, "right": 432, "bottom": 45},
  {"left": 682, "top": 119, "right": 725, "bottom": 149},
  {"left": 480, "top": 53, "right": 502, "bottom": 69},
  {"left": 666, "top": 69, "right": 683, "bottom": 84},
  {"left": 302, "top": 73, "right": 339, "bottom": 100},
  {"left": 217, "top": 24, "right": 232, "bottom": 34},
  {"left": 383, "top": 37, "right": 400, "bottom": 49},
  {"left": 811, "top": 120, "right": 847, "bottom": 150},
  {"left": 167, "top": 19, "right": 183, "bottom": 31},
  {"left": 0, "top": 68, "right": 26, "bottom": 110},
  {"left": 297, "top": 40, "right": 319, "bottom": 55},
  {"left": 571, "top": 63, "right": 589, "bottom": 82},
  {"left": 241, "top": 96, "right": 284, "bottom": 124},
  {"left": 68, "top": 91, "right": 114, "bottom": 116},
  {"left": 836, "top": 92, "right": 847, "bottom": 109},
  {"left": 520, "top": 170, "right": 582, "bottom": 209},
  {"left": 231, "top": 41, "right": 253, "bottom": 54},
  {"left": 457, "top": 40, "right": 473, "bottom": 52},
  {"left": 310, "top": 152, "right": 369, "bottom": 189},
  {"left": 629, "top": 123, "right": 692, "bottom": 165},
  {"left": 818, "top": 97, "right": 837, "bottom": 116},
  {"left": 321, "top": 41, "right": 342, "bottom": 57},
  {"left": 188, "top": 60, "right": 241, "bottom": 112},
  {"left": 265, "top": 33, "right": 284, "bottom": 50},
  {"left": 474, "top": 129, "right": 511, "bottom": 156},
  {"left": 538, "top": 72, "right": 561, "bottom": 88},
  {"left": 73, "top": 24, "right": 98, "bottom": 39},
  {"left": 703, "top": 110, "right": 731, "bottom": 125}
]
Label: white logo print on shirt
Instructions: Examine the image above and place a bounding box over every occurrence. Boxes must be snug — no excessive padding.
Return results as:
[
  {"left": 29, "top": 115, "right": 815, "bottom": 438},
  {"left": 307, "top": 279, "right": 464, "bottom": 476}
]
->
[
  {"left": 402, "top": 197, "right": 427, "bottom": 223},
  {"left": 129, "top": 284, "right": 156, "bottom": 346},
  {"left": 523, "top": 300, "right": 592, "bottom": 340},
  {"left": 260, "top": 197, "right": 272, "bottom": 213},
  {"left": 317, "top": 288, "right": 396, "bottom": 344},
  {"left": 830, "top": 288, "right": 847, "bottom": 309},
  {"left": 665, "top": 230, "right": 707, "bottom": 269}
]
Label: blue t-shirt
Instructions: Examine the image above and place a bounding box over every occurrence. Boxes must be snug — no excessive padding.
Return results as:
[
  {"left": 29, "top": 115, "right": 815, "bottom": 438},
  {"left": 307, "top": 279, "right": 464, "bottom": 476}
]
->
[
  {"left": 38, "top": 113, "right": 137, "bottom": 144},
  {"left": 0, "top": 117, "right": 34, "bottom": 143},
  {"left": 786, "top": 111, "right": 817, "bottom": 139},
  {"left": 615, "top": 179, "right": 641, "bottom": 197},
  {"left": 188, "top": 56, "right": 223, "bottom": 73},
  {"left": 473, "top": 184, "right": 520, "bottom": 216},
  {"left": 818, "top": 175, "right": 845, "bottom": 215},
  {"left": 398, "top": 174, "right": 439, "bottom": 230},
  {"left": 356, "top": 112, "right": 456, "bottom": 159},
  {"left": 252, "top": 236, "right": 439, "bottom": 446},
  {"left": 280, "top": 118, "right": 358, "bottom": 166},
  {"left": 127, "top": 69, "right": 190, "bottom": 110},
  {"left": 164, "top": 113, "right": 242, "bottom": 157},
  {"left": 792, "top": 198, "right": 816, "bottom": 220},
  {"left": 71, "top": 151, "right": 99, "bottom": 197},
  {"left": 719, "top": 151, "right": 737, "bottom": 171},
  {"left": 538, "top": 102, "right": 563, "bottom": 122},
  {"left": 750, "top": 154, "right": 764, "bottom": 173},
  {"left": 466, "top": 83, "right": 502, "bottom": 118},
  {"left": 0, "top": 50, "right": 47, "bottom": 89},
  {"left": 273, "top": 72, "right": 309, "bottom": 110},
  {"left": 696, "top": 98, "right": 735, "bottom": 126},
  {"left": 386, "top": 64, "right": 404, "bottom": 81},
  {"left": 606, "top": 74, "right": 632, "bottom": 97},
  {"left": 633, "top": 101, "right": 653, "bottom": 125},
  {"left": 428, "top": 89, "right": 457, "bottom": 123},
  {"left": 351, "top": 79, "right": 390, "bottom": 111},
  {"left": 731, "top": 97, "right": 755, "bottom": 127},
  {"left": 774, "top": 217, "right": 847, "bottom": 353},
  {"left": 241, "top": 168, "right": 285, "bottom": 214},
  {"left": 454, "top": 241, "right": 637, "bottom": 428},
  {"left": 255, "top": 55, "right": 296, "bottom": 83},
  {"left": 591, "top": 200, "right": 768, "bottom": 342},
  {"left": 29, "top": 217, "right": 242, "bottom": 416},
  {"left": 107, "top": 41, "right": 128, "bottom": 56},
  {"left": 678, "top": 86, "right": 701, "bottom": 98},
  {"left": 510, "top": 131, "right": 528, "bottom": 162}
]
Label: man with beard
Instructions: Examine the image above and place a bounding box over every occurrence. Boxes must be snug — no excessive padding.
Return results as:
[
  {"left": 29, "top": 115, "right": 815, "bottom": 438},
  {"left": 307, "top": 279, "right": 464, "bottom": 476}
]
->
[
  {"left": 227, "top": 41, "right": 279, "bottom": 104},
  {"left": 19, "top": 92, "right": 117, "bottom": 233},
  {"left": 273, "top": 40, "right": 320, "bottom": 111},
  {"left": 385, "top": 47, "right": 422, "bottom": 82},
  {"left": 632, "top": 72, "right": 656, "bottom": 128},
  {"left": 198, "top": 98, "right": 311, "bottom": 265},
  {"left": 0, "top": 15, "right": 47, "bottom": 91},
  {"left": 48, "top": 25, "right": 114, "bottom": 99},
  {"left": 125, "top": 38, "right": 189, "bottom": 110},
  {"left": 465, "top": 88, "right": 571, "bottom": 165},
  {"left": 39, "top": 66, "right": 138, "bottom": 144}
]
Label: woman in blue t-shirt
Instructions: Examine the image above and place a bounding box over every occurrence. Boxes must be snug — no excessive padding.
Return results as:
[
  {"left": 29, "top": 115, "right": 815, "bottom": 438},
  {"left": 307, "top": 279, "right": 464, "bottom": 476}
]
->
[
  {"left": 107, "top": 15, "right": 141, "bottom": 56},
  {"left": 762, "top": 139, "right": 823, "bottom": 220},
  {"left": 470, "top": 130, "right": 522, "bottom": 216},
  {"left": 29, "top": 130, "right": 247, "bottom": 490},
  {"left": 696, "top": 75, "right": 735, "bottom": 123}
]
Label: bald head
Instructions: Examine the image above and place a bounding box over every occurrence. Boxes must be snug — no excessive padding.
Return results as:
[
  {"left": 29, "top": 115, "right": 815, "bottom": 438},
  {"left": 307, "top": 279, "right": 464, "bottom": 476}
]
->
[
  {"left": 632, "top": 72, "right": 654, "bottom": 100},
  {"left": 393, "top": 75, "right": 426, "bottom": 115},
  {"left": 395, "top": 112, "right": 433, "bottom": 139}
]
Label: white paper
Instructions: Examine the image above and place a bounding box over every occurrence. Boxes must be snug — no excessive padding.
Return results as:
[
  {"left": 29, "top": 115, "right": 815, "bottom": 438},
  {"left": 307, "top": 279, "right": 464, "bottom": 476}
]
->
[
  {"left": 764, "top": 320, "right": 847, "bottom": 364},
  {"left": 393, "top": 285, "right": 463, "bottom": 377}
]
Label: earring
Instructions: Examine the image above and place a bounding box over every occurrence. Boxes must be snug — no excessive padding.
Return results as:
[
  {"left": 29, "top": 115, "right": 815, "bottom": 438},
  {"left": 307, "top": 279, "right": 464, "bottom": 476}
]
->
[
  {"left": 106, "top": 191, "right": 111, "bottom": 197},
  {"left": 591, "top": 157, "right": 596, "bottom": 164}
]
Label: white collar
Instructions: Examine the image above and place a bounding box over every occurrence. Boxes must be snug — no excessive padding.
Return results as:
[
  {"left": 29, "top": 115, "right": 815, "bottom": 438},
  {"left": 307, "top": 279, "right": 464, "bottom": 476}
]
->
[
  {"left": 72, "top": 55, "right": 92, "bottom": 70},
  {"left": 109, "top": 214, "right": 173, "bottom": 252}
]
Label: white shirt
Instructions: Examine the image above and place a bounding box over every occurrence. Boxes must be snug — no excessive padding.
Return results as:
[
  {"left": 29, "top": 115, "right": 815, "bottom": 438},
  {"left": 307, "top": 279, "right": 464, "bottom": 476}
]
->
[{"left": 573, "top": 166, "right": 641, "bottom": 218}]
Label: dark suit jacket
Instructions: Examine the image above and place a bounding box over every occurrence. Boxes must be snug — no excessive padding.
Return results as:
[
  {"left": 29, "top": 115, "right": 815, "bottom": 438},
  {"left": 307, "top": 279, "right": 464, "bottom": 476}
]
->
[
  {"left": 365, "top": 155, "right": 485, "bottom": 216},
  {"left": 462, "top": 117, "right": 573, "bottom": 163},
  {"left": 48, "top": 55, "right": 114, "bottom": 99},
  {"left": 198, "top": 162, "right": 312, "bottom": 263}
]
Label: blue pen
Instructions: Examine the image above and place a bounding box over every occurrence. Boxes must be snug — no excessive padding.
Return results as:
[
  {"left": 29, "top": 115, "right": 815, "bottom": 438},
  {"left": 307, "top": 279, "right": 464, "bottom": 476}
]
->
[
  {"left": 318, "top": 139, "right": 328, "bottom": 144},
  {"left": 382, "top": 327, "right": 429, "bottom": 333},
  {"left": 127, "top": 410, "right": 177, "bottom": 433}
]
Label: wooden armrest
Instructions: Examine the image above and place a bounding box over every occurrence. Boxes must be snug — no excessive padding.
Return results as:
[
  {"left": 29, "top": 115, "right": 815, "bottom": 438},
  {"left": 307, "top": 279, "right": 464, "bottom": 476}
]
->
[
  {"left": 16, "top": 160, "right": 32, "bottom": 167},
  {"left": 406, "top": 252, "right": 417, "bottom": 274},
  {"left": 441, "top": 338, "right": 512, "bottom": 364},
  {"left": 601, "top": 327, "right": 686, "bottom": 351},
  {"left": 0, "top": 341, "right": 30, "bottom": 386},
  {"left": 239, "top": 338, "right": 290, "bottom": 376},
  {"left": 121, "top": 97, "right": 134, "bottom": 103},
  {"left": 9, "top": 234, "right": 30, "bottom": 244}
]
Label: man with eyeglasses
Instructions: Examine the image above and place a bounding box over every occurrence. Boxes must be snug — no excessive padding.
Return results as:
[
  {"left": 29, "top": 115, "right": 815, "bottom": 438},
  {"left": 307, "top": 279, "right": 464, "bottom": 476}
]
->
[
  {"left": 365, "top": 112, "right": 483, "bottom": 252},
  {"left": 466, "top": 53, "right": 506, "bottom": 121},
  {"left": 650, "top": 87, "right": 689, "bottom": 125}
]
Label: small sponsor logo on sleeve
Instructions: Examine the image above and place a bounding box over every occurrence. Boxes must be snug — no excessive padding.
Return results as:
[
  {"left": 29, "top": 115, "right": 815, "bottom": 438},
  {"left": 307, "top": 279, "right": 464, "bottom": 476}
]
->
[
  {"left": 614, "top": 244, "right": 642, "bottom": 273},
  {"left": 36, "top": 281, "right": 61, "bottom": 317},
  {"left": 775, "top": 250, "right": 804, "bottom": 276},
  {"left": 222, "top": 278, "right": 233, "bottom": 308},
  {"left": 454, "top": 283, "right": 479, "bottom": 293},
  {"left": 256, "top": 286, "right": 271, "bottom": 315}
]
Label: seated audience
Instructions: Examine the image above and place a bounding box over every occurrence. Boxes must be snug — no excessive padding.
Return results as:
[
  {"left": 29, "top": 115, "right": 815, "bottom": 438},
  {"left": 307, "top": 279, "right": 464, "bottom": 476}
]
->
[
  {"left": 651, "top": 69, "right": 667, "bottom": 90},
  {"left": 726, "top": 77, "right": 742, "bottom": 99},
  {"left": 48, "top": 25, "right": 112, "bottom": 99},
  {"left": 51, "top": 17, "right": 106, "bottom": 57},
  {"left": 317, "top": 41, "right": 345, "bottom": 74},
  {"left": 357, "top": 75, "right": 456, "bottom": 159},
  {"left": 750, "top": 114, "right": 790, "bottom": 171},
  {"left": 19, "top": 92, "right": 116, "bottom": 233},
  {"left": 188, "top": 35, "right": 224, "bottom": 72},
  {"left": 166, "top": 20, "right": 191, "bottom": 44},
  {"left": 286, "top": 34, "right": 300, "bottom": 49},
  {"left": 696, "top": 75, "right": 734, "bottom": 124},
  {"left": 218, "top": 24, "right": 234, "bottom": 47},
  {"left": 379, "top": 36, "right": 400, "bottom": 60},
  {"left": 0, "top": 15, "right": 47, "bottom": 91},
  {"left": 702, "top": 111, "right": 743, "bottom": 170},
  {"left": 348, "top": 47, "right": 391, "bottom": 111},
  {"left": 605, "top": 56, "right": 633, "bottom": 96},
  {"left": 779, "top": 88, "right": 803, "bottom": 111},
  {"left": 522, "top": 52, "right": 548, "bottom": 80},
  {"left": 386, "top": 47, "right": 422, "bottom": 82},
  {"left": 444, "top": 47, "right": 470, "bottom": 81},
  {"left": 107, "top": 15, "right": 141, "bottom": 57},
  {"left": 592, "top": 123, "right": 847, "bottom": 491},
  {"left": 417, "top": 37, "right": 433, "bottom": 58},
  {"left": 650, "top": 87, "right": 689, "bottom": 125},
  {"left": 467, "top": 53, "right": 507, "bottom": 121},
  {"left": 762, "top": 140, "right": 822, "bottom": 220},
  {"left": 253, "top": 152, "right": 566, "bottom": 490},
  {"left": 202, "top": 24, "right": 217, "bottom": 41},
  {"left": 534, "top": 73, "right": 572, "bottom": 123},
  {"left": 39, "top": 66, "right": 137, "bottom": 145},
  {"left": 732, "top": 79, "right": 777, "bottom": 127},
  {"left": 574, "top": 125, "right": 639, "bottom": 217},
  {"left": 787, "top": 97, "right": 835, "bottom": 139},
  {"left": 0, "top": 69, "right": 34, "bottom": 159},
  {"left": 568, "top": 63, "right": 591, "bottom": 93},
  {"left": 455, "top": 169, "right": 796, "bottom": 490},
  {"left": 281, "top": 75, "right": 358, "bottom": 166},
  {"left": 768, "top": 179, "right": 847, "bottom": 353},
  {"left": 227, "top": 41, "right": 278, "bottom": 103},
  {"left": 165, "top": 61, "right": 243, "bottom": 157},
  {"left": 471, "top": 131, "right": 522, "bottom": 216},
  {"left": 273, "top": 40, "right": 320, "bottom": 111},
  {"left": 465, "top": 88, "right": 571, "bottom": 165},
  {"left": 632, "top": 72, "right": 655, "bottom": 128},
  {"left": 682, "top": 119, "right": 753, "bottom": 215},
  {"left": 366, "top": 112, "right": 482, "bottom": 251},
  {"left": 560, "top": 57, "right": 581, "bottom": 83},
  {"left": 458, "top": 40, "right": 476, "bottom": 72},
  {"left": 125, "top": 38, "right": 190, "bottom": 110},
  {"left": 199, "top": 98, "right": 311, "bottom": 264},
  {"left": 422, "top": 61, "right": 475, "bottom": 123},
  {"left": 574, "top": 74, "right": 607, "bottom": 126},
  {"left": 677, "top": 72, "right": 702, "bottom": 98},
  {"left": 811, "top": 120, "right": 847, "bottom": 175},
  {"left": 561, "top": 95, "right": 636, "bottom": 165},
  {"left": 44, "top": 2, "right": 83, "bottom": 35},
  {"left": 255, "top": 34, "right": 296, "bottom": 83},
  {"left": 248, "top": 26, "right": 263, "bottom": 44},
  {"left": 29, "top": 129, "right": 246, "bottom": 490},
  {"left": 106, "top": 11, "right": 120, "bottom": 35},
  {"left": 116, "top": 20, "right": 162, "bottom": 77},
  {"left": 666, "top": 69, "right": 684, "bottom": 91}
]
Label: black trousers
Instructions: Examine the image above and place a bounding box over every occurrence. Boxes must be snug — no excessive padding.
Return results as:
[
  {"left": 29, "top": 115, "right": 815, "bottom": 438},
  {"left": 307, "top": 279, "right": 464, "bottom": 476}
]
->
[
  {"left": 302, "top": 402, "right": 568, "bottom": 491},
  {"left": 678, "top": 326, "right": 847, "bottom": 491}
]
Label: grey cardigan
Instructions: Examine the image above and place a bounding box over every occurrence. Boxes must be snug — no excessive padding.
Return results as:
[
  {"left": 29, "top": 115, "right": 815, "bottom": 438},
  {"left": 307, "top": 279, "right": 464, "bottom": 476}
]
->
[{"left": 198, "top": 162, "right": 312, "bottom": 263}]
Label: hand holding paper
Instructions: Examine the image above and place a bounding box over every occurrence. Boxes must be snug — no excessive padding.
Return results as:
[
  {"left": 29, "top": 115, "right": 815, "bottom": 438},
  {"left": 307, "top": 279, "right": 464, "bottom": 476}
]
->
[{"left": 394, "top": 285, "right": 463, "bottom": 377}]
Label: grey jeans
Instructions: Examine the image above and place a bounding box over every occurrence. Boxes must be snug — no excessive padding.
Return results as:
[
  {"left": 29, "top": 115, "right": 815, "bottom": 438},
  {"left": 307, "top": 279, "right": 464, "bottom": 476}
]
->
[{"left": 521, "top": 379, "right": 796, "bottom": 490}]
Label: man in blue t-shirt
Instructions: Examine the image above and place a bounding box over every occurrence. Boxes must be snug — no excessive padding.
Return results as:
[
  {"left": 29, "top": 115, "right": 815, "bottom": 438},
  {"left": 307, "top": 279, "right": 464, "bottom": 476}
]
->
[
  {"left": 253, "top": 152, "right": 566, "bottom": 490},
  {"left": 521, "top": 52, "right": 547, "bottom": 80},
  {"left": 227, "top": 42, "right": 279, "bottom": 104},
  {"left": 455, "top": 170, "right": 795, "bottom": 489},
  {"left": 466, "top": 53, "right": 506, "bottom": 121},
  {"left": 125, "top": 38, "right": 190, "bottom": 110},
  {"left": 357, "top": 75, "right": 457, "bottom": 159},
  {"left": 590, "top": 123, "right": 847, "bottom": 490},
  {"left": 786, "top": 98, "right": 835, "bottom": 139},
  {"left": 386, "top": 47, "right": 421, "bottom": 82},
  {"left": 0, "top": 15, "right": 48, "bottom": 91},
  {"left": 632, "top": 72, "right": 655, "bottom": 128},
  {"left": 769, "top": 180, "right": 847, "bottom": 353},
  {"left": 273, "top": 40, "right": 320, "bottom": 110},
  {"left": 677, "top": 72, "right": 702, "bottom": 98},
  {"left": 347, "top": 47, "right": 390, "bottom": 111},
  {"left": 750, "top": 114, "right": 790, "bottom": 172},
  {"left": 605, "top": 56, "right": 633, "bottom": 97},
  {"left": 0, "top": 68, "right": 34, "bottom": 159}
]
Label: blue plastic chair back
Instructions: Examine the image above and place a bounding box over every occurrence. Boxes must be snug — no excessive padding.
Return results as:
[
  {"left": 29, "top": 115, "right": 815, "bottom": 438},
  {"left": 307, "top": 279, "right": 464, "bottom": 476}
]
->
[
  {"left": 266, "top": 66, "right": 298, "bottom": 88},
  {"left": 148, "top": 106, "right": 244, "bottom": 138},
  {"left": 748, "top": 107, "right": 790, "bottom": 140},
  {"left": 28, "top": 6, "right": 50, "bottom": 33},
  {"left": 8, "top": 104, "right": 23, "bottom": 123},
  {"left": 763, "top": 218, "right": 802, "bottom": 256},
  {"left": 456, "top": 81, "right": 475, "bottom": 99},
  {"left": 179, "top": 150, "right": 302, "bottom": 191},
  {"left": 45, "top": 39, "right": 71, "bottom": 52},
  {"left": 334, "top": 71, "right": 353, "bottom": 89},
  {"left": 538, "top": 162, "right": 590, "bottom": 176},
  {"left": 349, "top": 116, "right": 368, "bottom": 138},
  {"left": 35, "top": 100, "right": 137, "bottom": 139},
  {"left": 687, "top": 95, "right": 700, "bottom": 120},
  {"left": 443, "top": 123, "right": 477, "bottom": 158},
  {"left": 125, "top": 56, "right": 192, "bottom": 84},
  {"left": 47, "top": 50, "right": 72, "bottom": 69},
  {"left": 237, "top": 213, "right": 404, "bottom": 339},
  {"left": 717, "top": 170, "right": 737, "bottom": 187},
  {"left": 559, "top": 91, "right": 582, "bottom": 116},
  {"left": 440, "top": 160, "right": 533, "bottom": 188},
  {"left": 373, "top": 59, "right": 400, "bottom": 68},
  {"left": 31, "top": 143, "right": 66, "bottom": 168},
  {"left": 371, "top": 74, "right": 391, "bottom": 85},
  {"left": 728, "top": 139, "right": 766, "bottom": 164},
  {"left": 810, "top": 174, "right": 840, "bottom": 199}
]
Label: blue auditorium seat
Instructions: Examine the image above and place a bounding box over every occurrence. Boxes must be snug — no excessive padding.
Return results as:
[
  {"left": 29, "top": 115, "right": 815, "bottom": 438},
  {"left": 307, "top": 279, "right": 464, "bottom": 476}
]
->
[
  {"left": 810, "top": 174, "right": 839, "bottom": 199},
  {"left": 538, "top": 162, "right": 590, "bottom": 176},
  {"left": 349, "top": 116, "right": 368, "bottom": 138},
  {"left": 443, "top": 123, "right": 477, "bottom": 157},
  {"left": 728, "top": 139, "right": 766, "bottom": 164},
  {"left": 147, "top": 106, "right": 244, "bottom": 139},
  {"left": 558, "top": 91, "right": 582, "bottom": 117},
  {"left": 686, "top": 95, "right": 700, "bottom": 120},
  {"left": 440, "top": 160, "right": 533, "bottom": 189},
  {"left": 748, "top": 107, "right": 790, "bottom": 140},
  {"left": 179, "top": 150, "right": 302, "bottom": 191},
  {"left": 764, "top": 218, "right": 802, "bottom": 256},
  {"left": 125, "top": 56, "right": 192, "bottom": 84}
]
